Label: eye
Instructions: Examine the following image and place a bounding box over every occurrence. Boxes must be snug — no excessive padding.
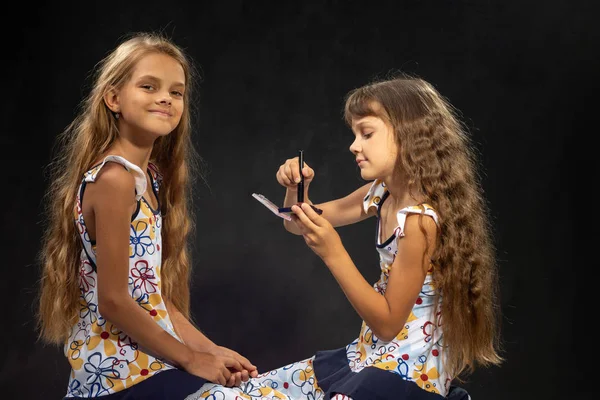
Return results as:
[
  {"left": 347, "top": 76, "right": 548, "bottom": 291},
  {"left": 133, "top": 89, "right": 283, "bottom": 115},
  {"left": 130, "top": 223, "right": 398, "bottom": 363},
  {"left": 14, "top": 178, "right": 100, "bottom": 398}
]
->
[
  {"left": 362, "top": 132, "right": 373, "bottom": 139},
  {"left": 171, "top": 90, "right": 184, "bottom": 97},
  {"left": 141, "top": 84, "right": 155, "bottom": 91}
]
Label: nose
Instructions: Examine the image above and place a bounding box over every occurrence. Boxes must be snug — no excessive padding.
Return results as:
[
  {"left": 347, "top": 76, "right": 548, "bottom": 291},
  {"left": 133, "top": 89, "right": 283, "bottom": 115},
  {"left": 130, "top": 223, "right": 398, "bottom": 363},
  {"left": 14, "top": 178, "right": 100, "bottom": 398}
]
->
[
  {"left": 349, "top": 137, "right": 360, "bottom": 154},
  {"left": 156, "top": 91, "right": 172, "bottom": 106}
]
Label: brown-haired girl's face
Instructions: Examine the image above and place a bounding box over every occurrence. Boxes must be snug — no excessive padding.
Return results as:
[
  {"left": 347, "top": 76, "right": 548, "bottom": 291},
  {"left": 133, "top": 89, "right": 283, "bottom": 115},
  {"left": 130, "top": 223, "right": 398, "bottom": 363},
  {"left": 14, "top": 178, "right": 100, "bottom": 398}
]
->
[
  {"left": 349, "top": 111, "right": 398, "bottom": 181},
  {"left": 108, "top": 53, "right": 186, "bottom": 140}
]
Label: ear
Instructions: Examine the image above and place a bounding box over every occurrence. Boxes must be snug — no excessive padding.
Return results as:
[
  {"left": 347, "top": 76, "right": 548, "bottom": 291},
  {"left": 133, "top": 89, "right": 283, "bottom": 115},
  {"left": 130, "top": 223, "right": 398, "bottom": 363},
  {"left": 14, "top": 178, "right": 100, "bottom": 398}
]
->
[{"left": 103, "top": 88, "right": 120, "bottom": 113}]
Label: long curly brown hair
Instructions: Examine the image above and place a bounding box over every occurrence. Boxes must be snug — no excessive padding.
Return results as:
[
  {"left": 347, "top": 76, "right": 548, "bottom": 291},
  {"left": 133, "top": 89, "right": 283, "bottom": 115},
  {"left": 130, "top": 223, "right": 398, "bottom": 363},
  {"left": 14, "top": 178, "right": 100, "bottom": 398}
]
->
[
  {"left": 37, "top": 32, "right": 201, "bottom": 345},
  {"left": 344, "top": 75, "right": 503, "bottom": 378}
]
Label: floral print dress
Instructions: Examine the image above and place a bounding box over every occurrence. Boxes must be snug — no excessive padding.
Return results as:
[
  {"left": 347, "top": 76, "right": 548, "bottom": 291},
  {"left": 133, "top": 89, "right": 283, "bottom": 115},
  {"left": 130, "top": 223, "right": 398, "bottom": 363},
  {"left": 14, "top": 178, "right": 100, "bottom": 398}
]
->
[{"left": 65, "top": 155, "right": 180, "bottom": 398}]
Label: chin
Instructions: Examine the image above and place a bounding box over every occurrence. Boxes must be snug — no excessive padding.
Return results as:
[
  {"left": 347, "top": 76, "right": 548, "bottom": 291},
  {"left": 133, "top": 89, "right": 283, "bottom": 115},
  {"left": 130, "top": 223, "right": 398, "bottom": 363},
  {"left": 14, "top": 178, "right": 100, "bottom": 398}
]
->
[
  {"left": 145, "top": 120, "right": 178, "bottom": 135},
  {"left": 360, "top": 170, "right": 375, "bottom": 181},
  {"left": 156, "top": 129, "right": 174, "bottom": 137},
  {"left": 147, "top": 125, "right": 176, "bottom": 137}
]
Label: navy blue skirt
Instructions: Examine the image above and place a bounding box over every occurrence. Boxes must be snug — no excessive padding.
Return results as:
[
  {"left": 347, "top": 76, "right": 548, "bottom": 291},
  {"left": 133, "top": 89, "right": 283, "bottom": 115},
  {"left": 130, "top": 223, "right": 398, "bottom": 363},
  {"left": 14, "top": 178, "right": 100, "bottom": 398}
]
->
[
  {"left": 313, "top": 347, "right": 453, "bottom": 400},
  {"left": 64, "top": 369, "right": 207, "bottom": 399}
]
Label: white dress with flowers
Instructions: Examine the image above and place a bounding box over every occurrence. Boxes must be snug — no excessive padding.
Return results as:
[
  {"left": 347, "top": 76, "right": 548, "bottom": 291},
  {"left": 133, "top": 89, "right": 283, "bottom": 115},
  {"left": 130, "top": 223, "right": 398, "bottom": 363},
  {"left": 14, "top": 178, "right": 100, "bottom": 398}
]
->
[
  {"left": 65, "top": 155, "right": 180, "bottom": 398},
  {"left": 343, "top": 179, "right": 449, "bottom": 396}
]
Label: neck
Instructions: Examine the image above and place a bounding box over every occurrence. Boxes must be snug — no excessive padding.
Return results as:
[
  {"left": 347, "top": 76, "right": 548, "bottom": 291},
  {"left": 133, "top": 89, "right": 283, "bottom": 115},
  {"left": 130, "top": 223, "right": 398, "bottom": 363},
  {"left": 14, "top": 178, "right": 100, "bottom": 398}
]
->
[
  {"left": 382, "top": 172, "right": 425, "bottom": 210},
  {"left": 107, "top": 137, "right": 154, "bottom": 172}
]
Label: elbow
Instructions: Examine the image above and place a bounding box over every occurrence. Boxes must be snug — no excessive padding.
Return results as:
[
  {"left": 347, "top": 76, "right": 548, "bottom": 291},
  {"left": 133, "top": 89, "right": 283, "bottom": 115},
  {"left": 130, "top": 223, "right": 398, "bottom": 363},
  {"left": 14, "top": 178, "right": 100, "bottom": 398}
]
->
[
  {"left": 372, "top": 322, "right": 403, "bottom": 343},
  {"left": 374, "top": 329, "right": 398, "bottom": 343},
  {"left": 98, "top": 292, "right": 126, "bottom": 321},
  {"left": 372, "top": 306, "right": 409, "bottom": 342}
]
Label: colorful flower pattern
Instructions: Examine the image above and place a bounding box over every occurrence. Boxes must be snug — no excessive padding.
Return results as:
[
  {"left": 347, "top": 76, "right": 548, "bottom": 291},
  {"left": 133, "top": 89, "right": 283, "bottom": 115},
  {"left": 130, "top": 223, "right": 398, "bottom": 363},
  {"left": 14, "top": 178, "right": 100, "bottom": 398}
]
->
[
  {"left": 347, "top": 179, "right": 448, "bottom": 396},
  {"left": 187, "top": 358, "right": 324, "bottom": 400},
  {"left": 65, "top": 156, "right": 179, "bottom": 398}
]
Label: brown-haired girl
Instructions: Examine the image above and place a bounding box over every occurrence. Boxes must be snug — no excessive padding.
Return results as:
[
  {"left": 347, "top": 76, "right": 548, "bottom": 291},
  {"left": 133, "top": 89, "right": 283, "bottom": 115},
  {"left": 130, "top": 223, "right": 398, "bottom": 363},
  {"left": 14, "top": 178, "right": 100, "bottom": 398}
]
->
[{"left": 261, "top": 75, "right": 504, "bottom": 400}]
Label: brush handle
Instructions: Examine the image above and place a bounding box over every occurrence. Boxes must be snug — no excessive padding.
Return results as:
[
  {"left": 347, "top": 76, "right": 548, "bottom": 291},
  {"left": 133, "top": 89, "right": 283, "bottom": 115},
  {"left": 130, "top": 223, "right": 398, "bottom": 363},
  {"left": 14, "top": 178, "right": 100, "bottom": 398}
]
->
[{"left": 297, "top": 150, "right": 304, "bottom": 203}]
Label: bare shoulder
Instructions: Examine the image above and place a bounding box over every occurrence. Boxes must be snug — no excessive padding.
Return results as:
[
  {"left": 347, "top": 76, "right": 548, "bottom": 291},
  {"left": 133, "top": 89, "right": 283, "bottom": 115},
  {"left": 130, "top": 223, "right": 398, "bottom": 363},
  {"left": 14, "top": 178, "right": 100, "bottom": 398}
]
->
[
  {"left": 87, "top": 163, "right": 136, "bottom": 207},
  {"left": 94, "top": 163, "right": 135, "bottom": 190},
  {"left": 403, "top": 212, "right": 438, "bottom": 241},
  {"left": 394, "top": 212, "right": 439, "bottom": 274}
]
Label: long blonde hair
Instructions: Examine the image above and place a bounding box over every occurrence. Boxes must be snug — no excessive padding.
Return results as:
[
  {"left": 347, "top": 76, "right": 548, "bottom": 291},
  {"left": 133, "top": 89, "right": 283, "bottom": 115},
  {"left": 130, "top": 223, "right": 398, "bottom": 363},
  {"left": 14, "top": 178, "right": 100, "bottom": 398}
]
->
[
  {"left": 345, "top": 75, "right": 503, "bottom": 378},
  {"left": 37, "top": 32, "right": 200, "bottom": 344}
]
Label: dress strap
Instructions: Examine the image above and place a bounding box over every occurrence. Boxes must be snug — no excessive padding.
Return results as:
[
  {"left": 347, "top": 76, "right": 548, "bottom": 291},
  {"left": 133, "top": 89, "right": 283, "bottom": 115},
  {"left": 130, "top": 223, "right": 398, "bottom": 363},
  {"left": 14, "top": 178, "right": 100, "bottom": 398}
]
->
[
  {"left": 83, "top": 155, "right": 147, "bottom": 201},
  {"left": 395, "top": 204, "right": 439, "bottom": 238},
  {"left": 362, "top": 179, "right": 387, "bottom": 214}
]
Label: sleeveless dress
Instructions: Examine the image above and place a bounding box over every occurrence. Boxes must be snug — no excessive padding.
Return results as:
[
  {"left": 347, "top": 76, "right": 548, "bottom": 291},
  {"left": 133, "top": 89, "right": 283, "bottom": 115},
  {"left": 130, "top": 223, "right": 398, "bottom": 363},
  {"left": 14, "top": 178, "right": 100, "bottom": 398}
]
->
[{"left": 64, "top": 155, "right": 205, "bottom": 398}]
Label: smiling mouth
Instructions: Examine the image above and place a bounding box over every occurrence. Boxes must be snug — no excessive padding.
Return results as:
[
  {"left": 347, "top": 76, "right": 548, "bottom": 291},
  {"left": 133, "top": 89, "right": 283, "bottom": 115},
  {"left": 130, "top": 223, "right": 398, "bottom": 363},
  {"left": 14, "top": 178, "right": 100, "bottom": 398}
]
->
[{"left": 149, "top": 110, "right": 171, "bottom": 117}]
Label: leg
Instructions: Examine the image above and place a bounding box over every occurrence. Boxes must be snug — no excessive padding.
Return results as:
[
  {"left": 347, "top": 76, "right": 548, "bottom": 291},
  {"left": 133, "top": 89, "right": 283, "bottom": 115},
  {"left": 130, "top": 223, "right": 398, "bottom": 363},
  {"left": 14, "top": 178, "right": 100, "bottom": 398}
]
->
[
  {"left": 182, "top": 357, "right": 325, "bottom": 400},
  {"left": 186, "top": 381, "right": 291, "bottom": 399},
  {"left": 250, "top": 357, "right": 324, "bottom": 400}
]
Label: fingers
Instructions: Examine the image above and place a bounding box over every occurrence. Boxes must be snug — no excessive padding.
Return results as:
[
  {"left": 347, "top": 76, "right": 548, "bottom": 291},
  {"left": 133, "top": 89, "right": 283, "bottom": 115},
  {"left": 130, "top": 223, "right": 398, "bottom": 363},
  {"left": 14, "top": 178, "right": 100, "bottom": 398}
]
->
[
  {"left": 277, "top": 158, "right": 314, "bottom": 188},
  {"left": 239, "top": 358, "right": 257, "bottom": 373},
  {"left": 249, "top": 369, "right": 259, "bottom": 378},
  {"left": 300, "top": 202, "right": 323, "bottom": 223},
  {"left": 241, "top": 369, "right": 250, "bottom": 382},
  {"left": 277, "top": 164, "right": 294, "bottom": 187},
  {"left": 226, "top": 373, "right": 236, "bottom": 387},
  {"left": 223, "top": 357, "right": 243, "bottom": 372},
  {"left": 291, "top": 204, "right": 319, "bottom": 230},
  {"left": 288, "top": 161, "right": 301, "bottom": 184},
  {"left": 232, "top": 351, "right": 256, "bottom": 372},
  {"left": 222, "top": 362, "right": 236, "bottom": 386},
  {"left": 216, "top": 369, "right": 228, "bottom": 386},
  {"left": 285, "top": 162, "right": 299, "bottom": 184},
  {"left": 290, "top": 214, "right": 309, "bottom": 235},
  {"left": 225, "top": 371, "right": 241, "bottom": 387},
  {"left": 302, "top": 165, "right": 314, "bottom": 182}
]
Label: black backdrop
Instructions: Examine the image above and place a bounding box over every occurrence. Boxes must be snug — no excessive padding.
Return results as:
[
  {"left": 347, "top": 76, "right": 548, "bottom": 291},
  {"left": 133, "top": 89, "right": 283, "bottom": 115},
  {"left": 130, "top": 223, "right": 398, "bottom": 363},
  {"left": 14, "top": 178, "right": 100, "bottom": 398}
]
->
[{"left": 2, "top": 1, "right": 591, "bottom": 399}]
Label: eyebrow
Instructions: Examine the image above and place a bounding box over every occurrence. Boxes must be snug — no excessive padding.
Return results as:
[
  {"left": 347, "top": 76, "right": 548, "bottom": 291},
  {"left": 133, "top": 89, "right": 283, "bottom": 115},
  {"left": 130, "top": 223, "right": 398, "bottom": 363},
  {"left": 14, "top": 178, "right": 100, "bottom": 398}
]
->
[
  {"left": 135, "top": 75, "right": 185, "bottom": 87},
  {"left": 353, "top": 120, "right": 374, "bottom": 130}
]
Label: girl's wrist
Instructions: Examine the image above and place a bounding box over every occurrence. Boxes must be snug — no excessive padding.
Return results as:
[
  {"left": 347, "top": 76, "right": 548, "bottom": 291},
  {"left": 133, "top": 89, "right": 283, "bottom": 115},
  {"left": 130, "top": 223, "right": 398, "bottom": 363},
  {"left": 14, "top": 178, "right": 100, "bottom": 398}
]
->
[
  {"left": 201, "top": 343, "right": 218, "bottom": 353},
  {"left": 322, "top": 245, "right": 349, "bottom": 267},
  {"left": 187, "top": 339, "right": 217, "bottom": 353},
  {"left": 173, "top": 343, "right": 196, "bottom": 370}
]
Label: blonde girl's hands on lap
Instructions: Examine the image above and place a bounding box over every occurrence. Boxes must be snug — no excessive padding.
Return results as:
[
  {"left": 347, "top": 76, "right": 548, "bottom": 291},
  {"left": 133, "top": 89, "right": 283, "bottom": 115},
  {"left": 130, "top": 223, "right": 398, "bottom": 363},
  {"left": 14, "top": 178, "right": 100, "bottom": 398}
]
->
[
  {"left": 183, "top": 351, "right": 244, "bottom": 387},
  {"left": 208, "top": 345, "right": 259, "bottom": 383},
  {"left": 276, "top": 156, "right": 315, "bottom": 191}
]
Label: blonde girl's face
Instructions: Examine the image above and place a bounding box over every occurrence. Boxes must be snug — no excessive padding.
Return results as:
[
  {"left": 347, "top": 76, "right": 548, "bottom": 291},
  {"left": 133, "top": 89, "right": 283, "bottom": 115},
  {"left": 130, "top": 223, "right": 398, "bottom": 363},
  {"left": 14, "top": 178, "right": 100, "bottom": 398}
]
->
[
  {"left": 349, "top": 112, "right": 398, "bottom": 181},
  {"left": 111, "top": 53, "right": 185, "bottom": 139}
]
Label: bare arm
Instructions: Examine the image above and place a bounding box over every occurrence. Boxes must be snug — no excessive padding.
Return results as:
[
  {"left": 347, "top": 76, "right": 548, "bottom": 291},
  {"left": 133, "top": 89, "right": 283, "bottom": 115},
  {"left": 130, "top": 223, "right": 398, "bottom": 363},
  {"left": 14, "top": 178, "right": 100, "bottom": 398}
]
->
[
  {"left": 92, "top": 165, "right": 193, "bottom": 368},
  {"left": 311, "top": 183, "right": 374, "bottom": 228},
  {"left": 90, "top": 164, "right": 241, "bottom": 385},
  {"left": 164, "top": 298, "right": 216, "bottom": 353},
  {"left": 339, "top": 214, "right": 438, "bottom": 341}
]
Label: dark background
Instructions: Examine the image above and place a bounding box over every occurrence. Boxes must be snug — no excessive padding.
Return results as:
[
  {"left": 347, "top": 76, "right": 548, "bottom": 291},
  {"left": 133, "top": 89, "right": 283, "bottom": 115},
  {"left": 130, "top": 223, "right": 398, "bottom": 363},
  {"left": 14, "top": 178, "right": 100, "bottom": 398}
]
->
[{"left": 2, "top": 0, "right": 592, "bottom": 398}]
